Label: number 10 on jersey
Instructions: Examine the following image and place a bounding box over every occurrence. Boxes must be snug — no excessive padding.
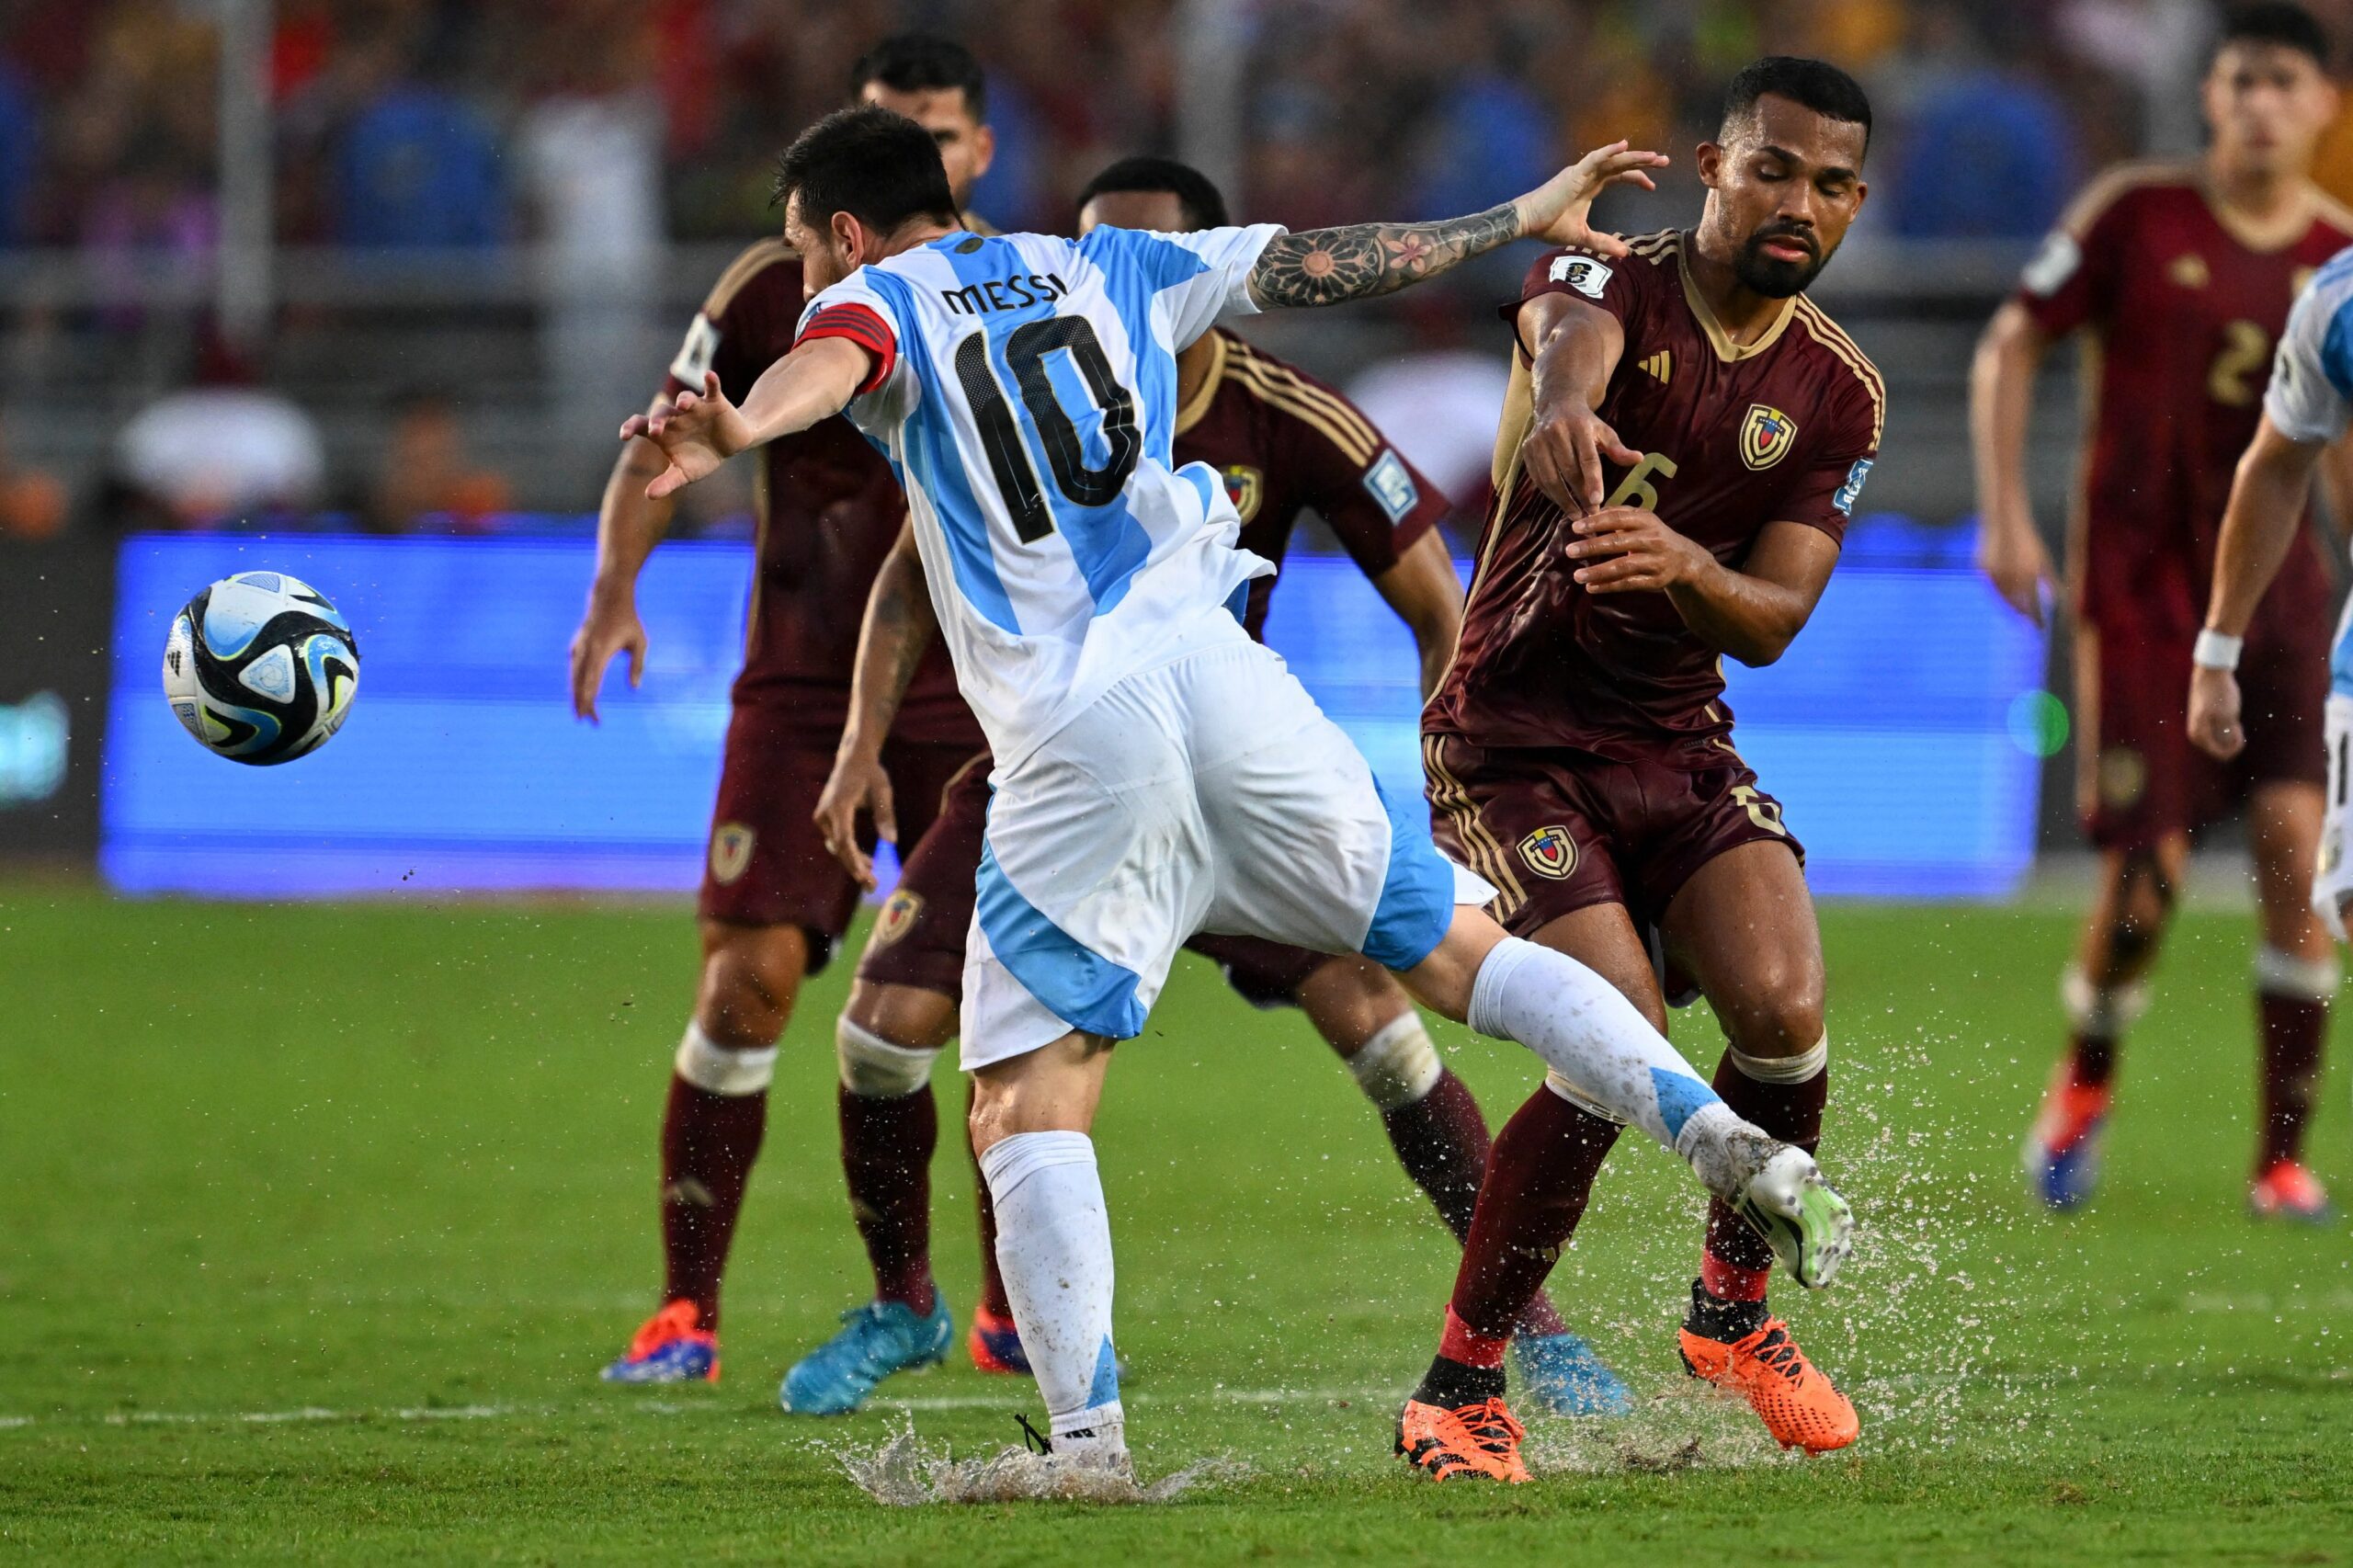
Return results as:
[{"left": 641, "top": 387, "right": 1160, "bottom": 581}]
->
[{"left": 956, "top": 320, "right": 1142, "bottom": 542}]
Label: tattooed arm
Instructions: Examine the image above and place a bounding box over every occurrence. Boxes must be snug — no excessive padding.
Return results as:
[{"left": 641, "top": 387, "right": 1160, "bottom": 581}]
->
[
  {"left": 814, "top": 519, "right": 941, "bottom": 887},
  {"left": 1246, "top": 141, "right": 1667, "bottom": 311}
]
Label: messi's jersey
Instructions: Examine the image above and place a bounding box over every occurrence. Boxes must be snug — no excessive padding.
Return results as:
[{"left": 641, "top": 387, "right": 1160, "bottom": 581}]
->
[
  {"left": 798, "top": 224, "right": 1288, "bottom": 767},
  {"left": 2264, "top": 244, "right": 2353, "bottom": 694}
]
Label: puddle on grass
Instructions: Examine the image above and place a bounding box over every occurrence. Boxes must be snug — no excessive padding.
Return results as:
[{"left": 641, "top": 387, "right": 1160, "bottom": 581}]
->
[
  {"left": 834, "top": 1423, "right": 1254, "bottom": 1505},
  {"left": 1524, "top": 1382, "right": 1802, "bottom": 1475}
]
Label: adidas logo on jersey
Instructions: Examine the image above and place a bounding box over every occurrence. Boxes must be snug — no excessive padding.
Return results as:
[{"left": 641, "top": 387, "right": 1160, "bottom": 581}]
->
[{"left": 1638, "top": 350, "right": 1672, "bottom": 384}]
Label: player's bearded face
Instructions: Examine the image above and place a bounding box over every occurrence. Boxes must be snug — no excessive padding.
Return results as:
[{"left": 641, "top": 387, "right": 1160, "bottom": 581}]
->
[
  {"left": 1731, "top": 220, "right": 1828, "bottom": 298},
  {"left": 784, "top": 195, "right": 852, "bottom": 297},
  {"left": 1703, "top": 103, "right": 1868, "bottom": 300}
]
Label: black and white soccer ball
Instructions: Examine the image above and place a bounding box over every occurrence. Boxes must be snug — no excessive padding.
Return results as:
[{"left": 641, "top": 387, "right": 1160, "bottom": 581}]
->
[{"left": 162, "top": 571, "right": 359, "bottom": 765}]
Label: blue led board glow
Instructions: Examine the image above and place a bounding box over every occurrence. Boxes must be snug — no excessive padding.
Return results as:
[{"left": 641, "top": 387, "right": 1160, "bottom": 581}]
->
[{"left": 103, "top": 523, "right": 2045, "bottom": 899}]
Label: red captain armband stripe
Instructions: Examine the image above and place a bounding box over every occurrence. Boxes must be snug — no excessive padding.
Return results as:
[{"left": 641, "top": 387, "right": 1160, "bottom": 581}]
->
[{"left": 797, "top": 303, "right": 898, "bottom": 394}]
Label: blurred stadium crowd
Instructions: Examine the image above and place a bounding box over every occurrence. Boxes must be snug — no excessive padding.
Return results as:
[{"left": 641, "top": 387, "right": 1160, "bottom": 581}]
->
[{"left": 5, "top": 0, "right": 2351, "bottom": 536}]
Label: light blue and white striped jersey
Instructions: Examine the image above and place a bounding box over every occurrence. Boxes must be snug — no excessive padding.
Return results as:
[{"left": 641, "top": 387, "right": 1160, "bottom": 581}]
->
[
  {"left": 2265, "top": 244, "right": 2353, "bottom": 695},
  {"left": 798, "top": 223, "right": 1288, "bottom": 767},
  {"left": 2267, "top": 244, "right": 2353, "bottom": 447}
]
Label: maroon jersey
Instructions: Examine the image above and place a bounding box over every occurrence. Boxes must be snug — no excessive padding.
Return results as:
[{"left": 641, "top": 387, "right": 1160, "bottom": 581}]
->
[
  {"left": 1169, "top": 330, "right": 1447, "bottom": 637},
  {"left": 2017, "top": 163, "right": 2352, "bottom": 642},
  {"left": 664, "top": 240, "right": 979, "bottom": 744},
  {"left": 1429, "top": 231, "right": 1885, "bottom": 767}
]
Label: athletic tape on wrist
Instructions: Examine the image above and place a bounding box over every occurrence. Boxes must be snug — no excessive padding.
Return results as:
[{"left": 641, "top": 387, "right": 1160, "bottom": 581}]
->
[
  {"left": 2254, "top": 945, "right": 2341, "bottom": 1001},
  {"left": 835, "top": 1017, "right": 941, "bottom": 1097},
  {"left": 2060, "top": 964, "right": 2148, "bottom": 1038},
  {"left": 674, "top": 1022, "right": 779, "bottom": 1096},
  {"left": 1347, "top": 1012, "right": 1443, "bottom": 1110},
  {"left": 2192, "top": 629, "right": 2245, "bottom": 671},
  {"left": 1727, "top": 1036, "right": 1829, "bottom": 1085}
]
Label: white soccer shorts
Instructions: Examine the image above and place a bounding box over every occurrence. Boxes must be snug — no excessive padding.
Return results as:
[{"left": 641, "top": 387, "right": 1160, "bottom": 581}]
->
[{"left": 958, "top": 624, "right": 1493, "bottom": 1071}]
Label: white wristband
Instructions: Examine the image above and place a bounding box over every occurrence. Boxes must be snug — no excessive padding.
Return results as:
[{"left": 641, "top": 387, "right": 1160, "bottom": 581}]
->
[{"left": 2193, "top": 629, "right": 2245, "bottom": 671}]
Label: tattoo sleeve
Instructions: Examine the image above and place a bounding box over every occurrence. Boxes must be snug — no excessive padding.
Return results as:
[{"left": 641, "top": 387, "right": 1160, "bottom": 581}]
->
[
  {"left": 1247, "top": 204, "right": 1524, "bottom": 309},
  {"left": 843, "top": 532, "right": 937, "bottom": 753}
]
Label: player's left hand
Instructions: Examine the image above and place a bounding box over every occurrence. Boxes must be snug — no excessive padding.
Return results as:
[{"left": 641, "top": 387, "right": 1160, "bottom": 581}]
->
[
  {"left": 1563, "top": 506, "right": 1714, "bottom": 593},
  {"left": 2188, "top": 664, "right": 2247, "bottom": 761},
  {"left": 1517, "top": 142, "right": 1671, "bottom": 257},
  {"left": 619, "top": 372, "right": 751, "bottom": 499},
  {"left": 814, "top": 747, "right": 897, "bottom": 891}
]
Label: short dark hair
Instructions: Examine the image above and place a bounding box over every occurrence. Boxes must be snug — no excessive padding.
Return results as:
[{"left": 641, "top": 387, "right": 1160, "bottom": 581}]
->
[
  {"left": 1720, "top": 56, "right": 1873, "bottom": 153},
  {"left": 1075, "top": 155, "right": 1231, "bottom": 231},
  {"left": 772, "top": 106, "right": 960, "bottom": 233},
  {"left": 2214, "top": 3, "right": 2330, "bottom": 70},
  {"left": 850, "top": 33, "right": 987, "bottom": 119}
]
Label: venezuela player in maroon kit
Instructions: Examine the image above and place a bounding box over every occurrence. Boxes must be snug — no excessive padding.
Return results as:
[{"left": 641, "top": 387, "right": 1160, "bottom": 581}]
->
[
  {"left": 570, "top": 37, "right": 1003, "bottom": 1385},
  {"left": 785, "top": 158, "right": 1628, "bottom": 1418},
  {"left": 1972, "top": 4, "right": 2347, "bottom": 1221},
  {"left": 1396, "top": 58, "right": 1884, "bottom": 1481}
]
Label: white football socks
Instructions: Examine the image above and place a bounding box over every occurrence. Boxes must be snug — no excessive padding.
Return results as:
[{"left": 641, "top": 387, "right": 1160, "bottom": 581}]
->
[
  {"left": 976, "top": 1131, "right": 1125, "bottom": 1450},
  {"left": 1466, "top": 936, "right": 1750, "bottom": 1193}
]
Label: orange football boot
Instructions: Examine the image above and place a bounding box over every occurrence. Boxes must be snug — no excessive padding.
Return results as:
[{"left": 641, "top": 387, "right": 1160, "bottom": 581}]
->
[
  {"left": 2250, "top": 1160, "right": 2336, "bottom": 1222},
  {"left": 599, "top": 1298, "right": 720, "bottom": 1383},
  {"left": 1679, "top": 1316, "right": 1857, "bottom": 1453},
  {"left": 1394, "top": 1395, "right": 1533, "bottom": 1483}
]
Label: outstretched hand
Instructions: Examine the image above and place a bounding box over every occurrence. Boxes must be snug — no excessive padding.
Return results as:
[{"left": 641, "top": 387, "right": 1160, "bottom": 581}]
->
[
  {"left": 1517, "top": 142, "right": 1670, "bottom": 256},
  {"left": 618, "top": 372, "right": 751, "bottom": 500},
  {"left": 813, "top": 747, "right": 897, "bottom": 891}
]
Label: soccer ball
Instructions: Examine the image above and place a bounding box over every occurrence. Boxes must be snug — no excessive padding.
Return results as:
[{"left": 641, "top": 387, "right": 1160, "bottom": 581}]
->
[{"left": 162, "top": 571, "right": 360, "bottom": 765}]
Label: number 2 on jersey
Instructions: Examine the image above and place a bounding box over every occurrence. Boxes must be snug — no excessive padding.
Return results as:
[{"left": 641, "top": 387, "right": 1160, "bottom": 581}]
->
[
  {"left": 956, "top": 318, "right": 1141, "bottom": 543},
  {"left": 2208, "top": 319, "right": 2270, "bottom": 408}
]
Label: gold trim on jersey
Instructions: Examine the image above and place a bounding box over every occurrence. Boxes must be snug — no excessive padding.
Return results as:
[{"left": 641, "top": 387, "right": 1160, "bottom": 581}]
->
[
  {"left": 701, "top": 238, "right": 796, "bottom": 317},
  {"left": 1677, "top": 237, "right": 1797, "bottom": 361},
  {"left": 1173, "top": 329, "right": 1230, "bottom": 436},
  {"left": 1792, "top": 298, "right": 1887, "bottom": 451},
  {"left": 1224, "top": 345, "right": 1381, "bottom": 464},
  {"left": 938, "top": 748, "right": 991, "bottom": 812},
  {"left": 1627, "top": 230, "right": 1680, "bottom": 264},
  {"left": 2310, "top": 187, "right": 2353, "bottom": 237},
  {"left": 2058, "top": 159, "right": 2194, "bottom": 240},
  {"left": 1423, "top": 736, "right": 1526, "bottom": 911},
  {"left": 2198, "top": 171, "right": 2323, "bottom": 255}
]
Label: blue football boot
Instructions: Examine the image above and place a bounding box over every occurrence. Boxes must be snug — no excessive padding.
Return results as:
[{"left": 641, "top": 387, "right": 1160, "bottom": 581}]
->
[
  {"left": 1514, "top": 1331, "right": 1635, "bottom": 1416},
  {"left": 779, "top": 1298, "right": 954, "bottom": 1415}
]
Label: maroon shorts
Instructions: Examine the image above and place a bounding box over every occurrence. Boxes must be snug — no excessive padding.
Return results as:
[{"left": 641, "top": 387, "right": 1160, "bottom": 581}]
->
[
  {"left": 698, "top": 700, "right": 987, "bottom": 971},
  {"left": 857, "top": 755, "right": 1342, "bottom": 1007},
  {"left": 2078, "top": 619, "right": 2325, "bottom": 851},
  {"left": 1422, "top": 732, "right": 1803, "bottom": 937}
]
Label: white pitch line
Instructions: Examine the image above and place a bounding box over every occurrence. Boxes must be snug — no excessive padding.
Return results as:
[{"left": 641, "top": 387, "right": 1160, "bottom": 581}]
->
[
  {"left": 872, "top": 1385, "right": 1400, "bottom": 1414},
  {"left": 10, "top": 1387, "right": 1404, "bottom": 1431},
  {"left": 77, "top": 1404, "right": 524, "bottom": 1430}
]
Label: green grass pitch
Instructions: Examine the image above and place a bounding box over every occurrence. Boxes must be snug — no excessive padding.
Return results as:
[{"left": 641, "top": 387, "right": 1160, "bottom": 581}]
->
[{"left": 2, "top": 887, "right": 2348, "bottom": 1563}]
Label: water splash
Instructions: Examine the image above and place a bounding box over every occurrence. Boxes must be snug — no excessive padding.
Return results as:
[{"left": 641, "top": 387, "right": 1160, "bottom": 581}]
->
[
  {"left": 1525, "top": 1383, "right": 1801, "bottom": 1473},
  {"left": 835, "top": 1422, "right": 1253, "bottom": 1506}
]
